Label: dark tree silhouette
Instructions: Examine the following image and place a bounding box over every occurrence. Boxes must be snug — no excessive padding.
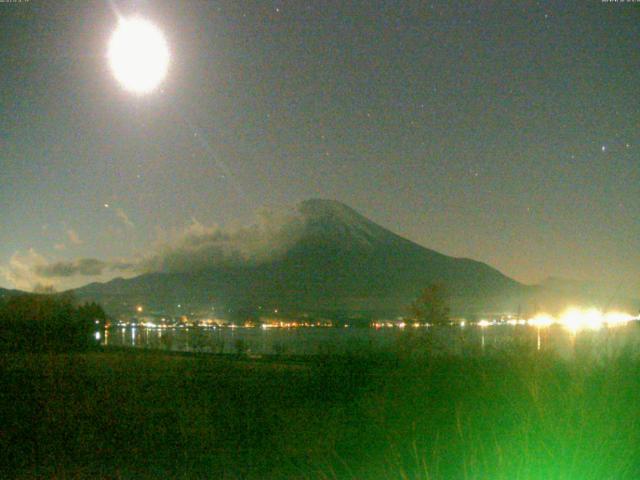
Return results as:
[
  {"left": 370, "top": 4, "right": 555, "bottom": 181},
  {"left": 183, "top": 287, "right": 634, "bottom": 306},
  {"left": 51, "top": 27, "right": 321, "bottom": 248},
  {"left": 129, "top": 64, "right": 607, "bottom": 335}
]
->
[
  {"left": 0, "top": 294, "right": 106, "bottom": 352},
  {"left": 410, "top": 283, "right": 451, "bottom": 326}
]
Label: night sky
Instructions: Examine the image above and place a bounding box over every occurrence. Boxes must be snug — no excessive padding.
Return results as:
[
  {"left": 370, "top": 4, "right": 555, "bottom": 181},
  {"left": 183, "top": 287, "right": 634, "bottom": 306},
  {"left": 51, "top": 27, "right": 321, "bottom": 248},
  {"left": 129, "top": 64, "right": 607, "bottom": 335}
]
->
[{"left": 0, "top": 0, "right": 638, "bottom": 294}]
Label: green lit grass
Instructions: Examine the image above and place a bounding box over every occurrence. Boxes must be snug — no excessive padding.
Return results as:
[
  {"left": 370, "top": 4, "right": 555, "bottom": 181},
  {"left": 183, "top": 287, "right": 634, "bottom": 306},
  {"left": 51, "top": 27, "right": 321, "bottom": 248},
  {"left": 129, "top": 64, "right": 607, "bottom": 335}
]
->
[{"left": 1, "top": 347, "right": 639, "bottom": 479}]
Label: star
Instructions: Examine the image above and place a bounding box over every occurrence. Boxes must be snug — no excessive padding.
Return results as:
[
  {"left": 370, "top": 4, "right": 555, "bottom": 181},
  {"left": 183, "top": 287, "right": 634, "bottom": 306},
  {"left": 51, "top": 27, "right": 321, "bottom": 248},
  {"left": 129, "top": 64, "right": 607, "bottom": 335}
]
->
[{"left": 601, "top": 145, "right": 606, "bottom": 152}]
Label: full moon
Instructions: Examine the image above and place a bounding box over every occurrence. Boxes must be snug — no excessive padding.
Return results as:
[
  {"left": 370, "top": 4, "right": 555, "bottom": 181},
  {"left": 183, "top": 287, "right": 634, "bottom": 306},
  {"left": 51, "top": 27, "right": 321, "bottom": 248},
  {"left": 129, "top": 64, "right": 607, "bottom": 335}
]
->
[{"left": 108, "top": 17, "right": 169, "bottom": 94}]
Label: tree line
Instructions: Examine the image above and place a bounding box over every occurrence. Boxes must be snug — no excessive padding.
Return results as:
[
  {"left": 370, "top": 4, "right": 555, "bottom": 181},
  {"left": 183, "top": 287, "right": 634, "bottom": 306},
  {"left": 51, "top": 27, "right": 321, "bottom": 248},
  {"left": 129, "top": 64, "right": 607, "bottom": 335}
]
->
[{"left": 0, "top": 294, "right": 106, "bottom": 352}]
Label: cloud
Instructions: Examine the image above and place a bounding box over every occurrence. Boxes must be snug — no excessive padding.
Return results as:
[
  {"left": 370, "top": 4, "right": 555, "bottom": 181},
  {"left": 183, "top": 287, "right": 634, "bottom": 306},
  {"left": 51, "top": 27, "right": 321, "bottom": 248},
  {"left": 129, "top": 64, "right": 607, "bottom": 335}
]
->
[
  {"left": 34, "top": 258, "right": 135, "bottom": 278},
  {"left": 33, "top": 283, "right": 57, "bottom": 294},
  {"left": 1, "top": 205, "right": 309, "bottom": 290},
  {"left": 139, "top": 207, "right": 305, "bottom": 273},
  {"left": 67, "top": 229, "right": 83, "bottom": 245},
  {"left": 0, "top": 250, "right": 136, "bottom": 291},
  {"left": 0, "top": 249, "right": 54, "bottom": 291},
  {"left": 116, "top": 208, "right": 135, "bottom": 228},
  {"left": 34, "top": 258, "right": 108, "bottom": 278}
]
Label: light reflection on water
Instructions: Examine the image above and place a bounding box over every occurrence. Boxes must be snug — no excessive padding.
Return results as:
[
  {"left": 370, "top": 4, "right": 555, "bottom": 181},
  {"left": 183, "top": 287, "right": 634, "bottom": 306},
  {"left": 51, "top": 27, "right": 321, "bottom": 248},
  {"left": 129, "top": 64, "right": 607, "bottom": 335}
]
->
[{"left": 101, "top": 323, "right": 640, "bottom": 358}]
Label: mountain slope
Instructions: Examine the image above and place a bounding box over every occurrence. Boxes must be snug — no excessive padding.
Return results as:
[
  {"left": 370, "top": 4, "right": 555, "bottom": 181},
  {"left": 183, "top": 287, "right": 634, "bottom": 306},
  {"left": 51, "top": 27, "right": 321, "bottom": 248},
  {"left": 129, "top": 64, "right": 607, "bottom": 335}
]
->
[
  {"left": 74, "top": 199, "right": 530, "bottom": 318},
  {"left": 0, "top": 287, "right": 26, "bottom": 301}
]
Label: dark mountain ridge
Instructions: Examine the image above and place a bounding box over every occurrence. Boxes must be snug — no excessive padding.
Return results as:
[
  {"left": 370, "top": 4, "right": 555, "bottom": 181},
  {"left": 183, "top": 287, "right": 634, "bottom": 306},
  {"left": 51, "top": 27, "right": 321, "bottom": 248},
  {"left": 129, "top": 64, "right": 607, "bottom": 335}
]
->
[{"left": 0, "top": 288, "right": 26, "bottom": 301}]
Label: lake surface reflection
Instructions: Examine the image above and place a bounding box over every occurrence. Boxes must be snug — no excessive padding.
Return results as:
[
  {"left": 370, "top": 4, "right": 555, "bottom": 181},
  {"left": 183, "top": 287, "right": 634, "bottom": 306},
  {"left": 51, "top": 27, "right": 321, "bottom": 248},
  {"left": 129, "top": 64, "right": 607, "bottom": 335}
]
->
[{"left": 102, "top": 322, "right": 640, "bottom": 358}]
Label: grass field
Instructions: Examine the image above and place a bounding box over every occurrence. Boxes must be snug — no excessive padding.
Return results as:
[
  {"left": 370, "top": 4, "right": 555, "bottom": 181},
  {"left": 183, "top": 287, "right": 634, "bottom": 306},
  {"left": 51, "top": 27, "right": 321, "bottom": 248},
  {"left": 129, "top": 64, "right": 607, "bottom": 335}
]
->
[{"left": 2, "top": 346, "right": 640, "bottom": 479}]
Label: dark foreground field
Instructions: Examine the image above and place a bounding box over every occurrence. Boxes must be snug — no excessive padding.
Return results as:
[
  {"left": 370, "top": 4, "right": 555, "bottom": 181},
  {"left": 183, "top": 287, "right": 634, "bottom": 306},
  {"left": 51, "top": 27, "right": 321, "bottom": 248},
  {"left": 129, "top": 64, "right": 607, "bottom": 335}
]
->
[{"left": 2, "top": 346, "right": 640, "bottom": 479}]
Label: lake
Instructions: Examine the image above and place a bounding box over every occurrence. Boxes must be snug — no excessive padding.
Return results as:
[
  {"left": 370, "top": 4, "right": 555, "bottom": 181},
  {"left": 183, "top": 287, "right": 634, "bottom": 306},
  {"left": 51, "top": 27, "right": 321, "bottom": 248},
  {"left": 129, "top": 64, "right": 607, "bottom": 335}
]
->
[{"left": 101, "top": 321, "right": 640, "bottom": 358}]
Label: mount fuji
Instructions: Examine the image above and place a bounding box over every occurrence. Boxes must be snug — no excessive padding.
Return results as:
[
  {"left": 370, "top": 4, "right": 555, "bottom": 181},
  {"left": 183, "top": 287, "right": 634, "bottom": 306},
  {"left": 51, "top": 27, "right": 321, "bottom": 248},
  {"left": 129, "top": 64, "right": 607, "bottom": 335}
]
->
[{"left": 73, "top": 199, "right": 531, "bottom": 319}]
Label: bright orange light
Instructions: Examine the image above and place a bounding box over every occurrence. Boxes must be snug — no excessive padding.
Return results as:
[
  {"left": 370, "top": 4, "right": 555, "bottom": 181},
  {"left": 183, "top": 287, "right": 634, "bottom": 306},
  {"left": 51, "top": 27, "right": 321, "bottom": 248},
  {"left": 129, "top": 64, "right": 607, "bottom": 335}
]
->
[{"left": 527, "top": 313, "right": 554, "bottom": 328}]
